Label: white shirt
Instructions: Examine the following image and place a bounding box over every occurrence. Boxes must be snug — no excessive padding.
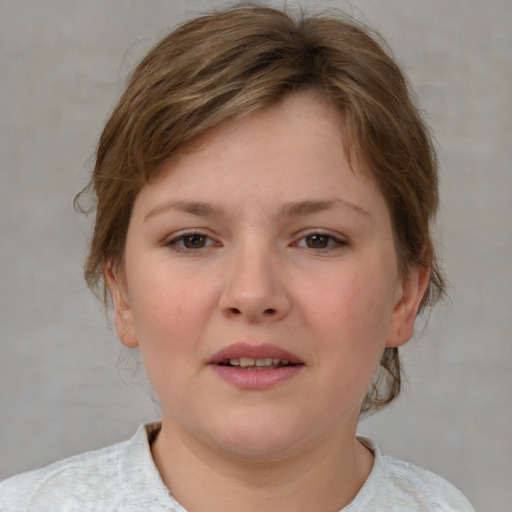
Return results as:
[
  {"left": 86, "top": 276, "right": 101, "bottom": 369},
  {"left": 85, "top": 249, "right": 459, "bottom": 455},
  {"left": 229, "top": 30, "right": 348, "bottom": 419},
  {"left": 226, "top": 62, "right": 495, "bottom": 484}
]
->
[{"left": 0, "top": 423, "right": 475, "bottom": 511}]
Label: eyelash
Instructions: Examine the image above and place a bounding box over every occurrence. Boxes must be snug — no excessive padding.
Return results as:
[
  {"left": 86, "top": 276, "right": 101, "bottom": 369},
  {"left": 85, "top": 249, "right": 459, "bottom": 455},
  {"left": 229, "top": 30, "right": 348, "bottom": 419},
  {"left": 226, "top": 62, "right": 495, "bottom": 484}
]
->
[
  {"left": 293, "top": 232, "right": 348, "bottom": 252},
  {"left": 165, "top": 232, "right": 217, "bottom": 252},
  {"left": 165, "top": 230, "right": 347, "bottom": 254}
]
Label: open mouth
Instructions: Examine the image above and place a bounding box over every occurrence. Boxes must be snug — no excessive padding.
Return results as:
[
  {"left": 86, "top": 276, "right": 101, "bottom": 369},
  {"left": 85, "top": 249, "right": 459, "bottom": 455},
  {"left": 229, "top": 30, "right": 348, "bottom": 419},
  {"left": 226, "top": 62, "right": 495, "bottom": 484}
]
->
[
  {"left": 209, "top": 344, "right": 304, "bottom": 389},
  {"left": 217, "top": 357, "right": 299, "bottom": 370}
]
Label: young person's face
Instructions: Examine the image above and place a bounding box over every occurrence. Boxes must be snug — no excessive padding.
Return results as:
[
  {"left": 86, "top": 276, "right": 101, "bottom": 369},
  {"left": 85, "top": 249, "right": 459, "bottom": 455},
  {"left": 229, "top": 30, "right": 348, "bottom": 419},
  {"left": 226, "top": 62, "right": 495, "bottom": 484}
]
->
[{"left": 108, "top": 91, "right": 427, "bottom": 461}]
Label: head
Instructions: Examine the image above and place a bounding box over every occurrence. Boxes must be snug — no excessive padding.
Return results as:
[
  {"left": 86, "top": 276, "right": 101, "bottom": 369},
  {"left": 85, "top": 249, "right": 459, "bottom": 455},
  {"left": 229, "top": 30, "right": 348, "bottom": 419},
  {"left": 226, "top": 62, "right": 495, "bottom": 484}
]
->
[{"left": 79, "top": 4, "right": 445, "bottom": 414}]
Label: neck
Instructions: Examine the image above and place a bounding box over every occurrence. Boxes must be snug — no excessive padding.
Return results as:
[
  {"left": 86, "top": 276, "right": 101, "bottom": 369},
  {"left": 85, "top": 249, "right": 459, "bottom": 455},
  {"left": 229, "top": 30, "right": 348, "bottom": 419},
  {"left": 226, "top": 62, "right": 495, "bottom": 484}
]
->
[{"left": 151, "top": 420, "right": 374, "bottom": 512}]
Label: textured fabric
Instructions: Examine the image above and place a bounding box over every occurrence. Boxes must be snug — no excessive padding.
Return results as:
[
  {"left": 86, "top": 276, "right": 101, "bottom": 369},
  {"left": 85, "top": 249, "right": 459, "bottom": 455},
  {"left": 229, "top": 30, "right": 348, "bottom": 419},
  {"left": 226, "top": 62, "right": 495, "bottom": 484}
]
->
[{"left": 0, "top": 423, "right": 474, "bottom": 511}]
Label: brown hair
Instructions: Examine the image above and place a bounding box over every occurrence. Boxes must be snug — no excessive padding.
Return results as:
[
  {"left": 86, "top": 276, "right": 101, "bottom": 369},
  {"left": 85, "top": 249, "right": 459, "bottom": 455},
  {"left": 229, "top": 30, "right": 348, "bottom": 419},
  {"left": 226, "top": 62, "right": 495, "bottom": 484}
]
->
[{"left": 77, "top": 3, "right": 445, "bottom": 413}]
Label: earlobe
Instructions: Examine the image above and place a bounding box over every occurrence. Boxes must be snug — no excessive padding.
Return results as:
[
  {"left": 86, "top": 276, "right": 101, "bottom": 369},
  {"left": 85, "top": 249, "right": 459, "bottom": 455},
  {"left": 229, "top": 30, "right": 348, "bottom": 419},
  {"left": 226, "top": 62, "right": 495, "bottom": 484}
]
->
[
  {"left": 386, "top": 260, "right": 431, "bottom": 348},
  {"left": 104, "top": 262, "right": 139, "bottom": 349}
]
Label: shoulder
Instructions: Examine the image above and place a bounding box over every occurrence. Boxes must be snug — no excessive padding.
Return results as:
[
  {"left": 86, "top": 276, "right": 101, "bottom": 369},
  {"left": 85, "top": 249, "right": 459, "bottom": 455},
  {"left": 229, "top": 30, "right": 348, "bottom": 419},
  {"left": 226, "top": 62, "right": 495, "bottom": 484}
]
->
[
  {"left": 0, "top": 438, "right": 131, "bottom": 511},
  {"left": 0, "top": 423, "right": 178, "bottom": 512},
  {"left": 350, "top": 437, "right": 475, "bottom": 512},
  {"left": 380, "top": 454, "right": 475, "bottom": 511}
]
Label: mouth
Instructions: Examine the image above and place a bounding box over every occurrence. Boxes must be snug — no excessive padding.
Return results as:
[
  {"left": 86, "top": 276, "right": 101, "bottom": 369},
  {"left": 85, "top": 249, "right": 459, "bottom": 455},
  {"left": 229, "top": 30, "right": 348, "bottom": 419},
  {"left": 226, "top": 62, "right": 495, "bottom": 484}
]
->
[
  {"left": 209, "top": 345, "right": 304, "bottom": 390},
  {"left": 208, "top": 343, "right": 303, "bottom": 368},
  {"left": 208, "top": 344, "right": 304, "bottom": 390},
  {"left": 217, "top": 357, "right": 299, "bottom": 370}
]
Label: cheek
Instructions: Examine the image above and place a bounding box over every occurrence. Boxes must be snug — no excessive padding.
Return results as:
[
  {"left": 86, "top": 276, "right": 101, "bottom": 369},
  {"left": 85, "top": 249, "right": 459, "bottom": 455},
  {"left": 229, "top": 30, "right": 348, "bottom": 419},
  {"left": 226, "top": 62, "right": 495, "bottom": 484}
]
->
[
  {"left": 127, "top": 281, "right": 210, "bottom": 406},
  {"left": 310, "top": 273, "right": 395, "bottom": 339},
  {"left": 132, "top": 291, "right": 198, "bottom": 345},
  {"left": 304, "top": 266, "right": 397, "bottom": 376},
  {"left": 126, "top": 262, "right": 210, "bottom": 359}
]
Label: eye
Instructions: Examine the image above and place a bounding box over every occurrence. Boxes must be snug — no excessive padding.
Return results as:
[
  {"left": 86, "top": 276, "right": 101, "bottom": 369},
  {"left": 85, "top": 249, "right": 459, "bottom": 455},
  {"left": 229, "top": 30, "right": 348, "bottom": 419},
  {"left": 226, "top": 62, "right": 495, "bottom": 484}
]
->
[
  {"left": 294, "top": 232, "right": 347, "bottom": 250},
  {"left": 166, "top": 232, "right": 217, "bottom": 251}
]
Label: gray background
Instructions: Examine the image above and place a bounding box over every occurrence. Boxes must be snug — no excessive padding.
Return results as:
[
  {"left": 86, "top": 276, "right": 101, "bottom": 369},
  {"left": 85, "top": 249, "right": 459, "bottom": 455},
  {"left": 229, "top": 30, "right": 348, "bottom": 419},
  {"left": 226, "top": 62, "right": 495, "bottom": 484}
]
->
[{"left": 1, "top": 1, "right": 510, "bottom": 510}]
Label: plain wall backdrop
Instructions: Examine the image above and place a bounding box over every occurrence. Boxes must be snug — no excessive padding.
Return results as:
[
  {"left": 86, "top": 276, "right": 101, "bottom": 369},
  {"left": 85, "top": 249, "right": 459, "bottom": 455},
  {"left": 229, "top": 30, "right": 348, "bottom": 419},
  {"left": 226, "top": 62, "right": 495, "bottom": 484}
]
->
[{"left": 1, "top": 1, "right": 510, "bottom": 510}]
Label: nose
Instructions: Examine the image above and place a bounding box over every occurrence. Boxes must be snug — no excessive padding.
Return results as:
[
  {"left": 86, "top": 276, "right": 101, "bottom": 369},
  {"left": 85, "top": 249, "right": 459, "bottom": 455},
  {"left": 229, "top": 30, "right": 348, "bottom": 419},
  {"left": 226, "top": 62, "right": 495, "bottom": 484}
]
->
[{"left": 219, "top": 241, "right": 291, "bottom": 323}]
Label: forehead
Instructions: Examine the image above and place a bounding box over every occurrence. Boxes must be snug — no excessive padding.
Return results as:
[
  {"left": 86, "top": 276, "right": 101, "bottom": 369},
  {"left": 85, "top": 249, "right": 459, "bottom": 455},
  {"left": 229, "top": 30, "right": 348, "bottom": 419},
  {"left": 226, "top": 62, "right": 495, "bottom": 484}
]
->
[
  {"left": 135, "top": 90, "right": 387, "bottom": 221},
  {"left": 184, "top": 90, "right": 347, "bottom": 157}
]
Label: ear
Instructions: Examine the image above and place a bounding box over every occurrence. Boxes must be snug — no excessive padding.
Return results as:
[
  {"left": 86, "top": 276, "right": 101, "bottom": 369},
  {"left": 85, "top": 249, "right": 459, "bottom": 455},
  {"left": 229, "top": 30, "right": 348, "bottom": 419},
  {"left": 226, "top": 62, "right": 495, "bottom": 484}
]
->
[
  {"left": 104, "top": 262, "right": 138, "bottom": 348},
  {"left": 386, "top": 258, "right": 431, "bottom": 348}
]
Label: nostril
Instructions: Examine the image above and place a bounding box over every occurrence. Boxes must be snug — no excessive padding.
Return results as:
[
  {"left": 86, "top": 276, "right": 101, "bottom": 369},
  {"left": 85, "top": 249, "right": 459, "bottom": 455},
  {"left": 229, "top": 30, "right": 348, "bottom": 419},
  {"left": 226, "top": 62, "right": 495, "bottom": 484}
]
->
[{"left": 263, "top": 308, "right": 277, "bottom": 315}]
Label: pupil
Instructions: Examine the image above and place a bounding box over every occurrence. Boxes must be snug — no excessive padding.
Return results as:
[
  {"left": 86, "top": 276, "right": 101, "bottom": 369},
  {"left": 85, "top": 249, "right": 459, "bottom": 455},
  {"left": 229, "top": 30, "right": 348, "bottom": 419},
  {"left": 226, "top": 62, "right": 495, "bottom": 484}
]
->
[
  {"left": 307, "top": 234, "right": 328, "bottom": 248},
  {"left": 184, "top": 234, "right": 205, "bottom": 248}
]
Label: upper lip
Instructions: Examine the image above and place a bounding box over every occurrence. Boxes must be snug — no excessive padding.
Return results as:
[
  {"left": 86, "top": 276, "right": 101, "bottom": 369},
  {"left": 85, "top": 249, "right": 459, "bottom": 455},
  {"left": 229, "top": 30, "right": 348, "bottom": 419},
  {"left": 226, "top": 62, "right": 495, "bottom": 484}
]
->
[{"left": 208, "top": 343, "right": 303, "bottom": 365}]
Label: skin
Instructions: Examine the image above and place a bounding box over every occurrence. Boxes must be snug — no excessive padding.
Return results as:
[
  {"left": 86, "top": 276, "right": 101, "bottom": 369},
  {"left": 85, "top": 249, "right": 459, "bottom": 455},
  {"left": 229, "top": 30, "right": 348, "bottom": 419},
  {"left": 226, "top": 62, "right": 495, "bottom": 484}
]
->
[{"left": 106, "top": 90, "right": 429, "bottom": 512}]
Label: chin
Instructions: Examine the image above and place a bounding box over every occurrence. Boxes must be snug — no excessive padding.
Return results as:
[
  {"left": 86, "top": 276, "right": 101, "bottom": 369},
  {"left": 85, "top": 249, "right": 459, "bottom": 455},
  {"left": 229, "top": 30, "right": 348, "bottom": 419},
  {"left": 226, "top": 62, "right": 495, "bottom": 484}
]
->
[{"left": 207, "top": 414, "right": 307, "bottom": 462}]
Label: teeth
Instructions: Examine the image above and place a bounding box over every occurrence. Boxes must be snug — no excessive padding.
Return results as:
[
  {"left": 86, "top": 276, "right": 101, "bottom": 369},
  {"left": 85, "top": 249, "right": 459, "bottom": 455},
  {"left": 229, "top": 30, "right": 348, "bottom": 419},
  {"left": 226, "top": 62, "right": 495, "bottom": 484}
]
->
[
  {"left": 256, "top": 358, "right": 273, "bottom": 366},
  {"left": 227, "top": 357, "right": 291, "bottom": 368}
]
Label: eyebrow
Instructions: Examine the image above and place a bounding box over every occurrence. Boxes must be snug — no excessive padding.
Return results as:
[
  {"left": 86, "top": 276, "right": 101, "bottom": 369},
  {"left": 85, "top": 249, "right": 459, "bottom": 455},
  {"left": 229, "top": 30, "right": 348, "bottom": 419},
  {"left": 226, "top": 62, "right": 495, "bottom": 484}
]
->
[
  {"left": 144, "top": 200, "right": 220, "bottom": 221},
  {"left": 281, "top": 199, "right": 371, "bottom": 219},
  {"left": 144, "top": 198, "right": 371, "bottom": 222}
]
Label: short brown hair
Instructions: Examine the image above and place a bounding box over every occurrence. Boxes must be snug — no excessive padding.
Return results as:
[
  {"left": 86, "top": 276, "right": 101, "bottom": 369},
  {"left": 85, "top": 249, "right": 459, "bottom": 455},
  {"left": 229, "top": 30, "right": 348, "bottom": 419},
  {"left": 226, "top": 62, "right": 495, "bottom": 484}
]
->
[{"left": 77, "top": 3, "right": 445, "bottom": 413}]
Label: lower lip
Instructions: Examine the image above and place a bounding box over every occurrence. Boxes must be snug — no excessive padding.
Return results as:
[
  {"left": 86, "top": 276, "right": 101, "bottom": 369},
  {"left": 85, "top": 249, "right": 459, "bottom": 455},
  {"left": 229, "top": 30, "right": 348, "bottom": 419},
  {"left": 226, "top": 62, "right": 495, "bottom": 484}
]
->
[{"left": 210, "top": 364, "right": 304, "bottom": 390}]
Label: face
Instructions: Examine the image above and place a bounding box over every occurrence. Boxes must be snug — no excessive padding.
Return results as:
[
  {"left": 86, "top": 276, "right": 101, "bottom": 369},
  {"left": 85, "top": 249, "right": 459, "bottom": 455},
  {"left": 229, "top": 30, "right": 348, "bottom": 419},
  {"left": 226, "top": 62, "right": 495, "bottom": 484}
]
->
[{"left": 108, "top": 91, "right": 427, "bottom": 462}]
